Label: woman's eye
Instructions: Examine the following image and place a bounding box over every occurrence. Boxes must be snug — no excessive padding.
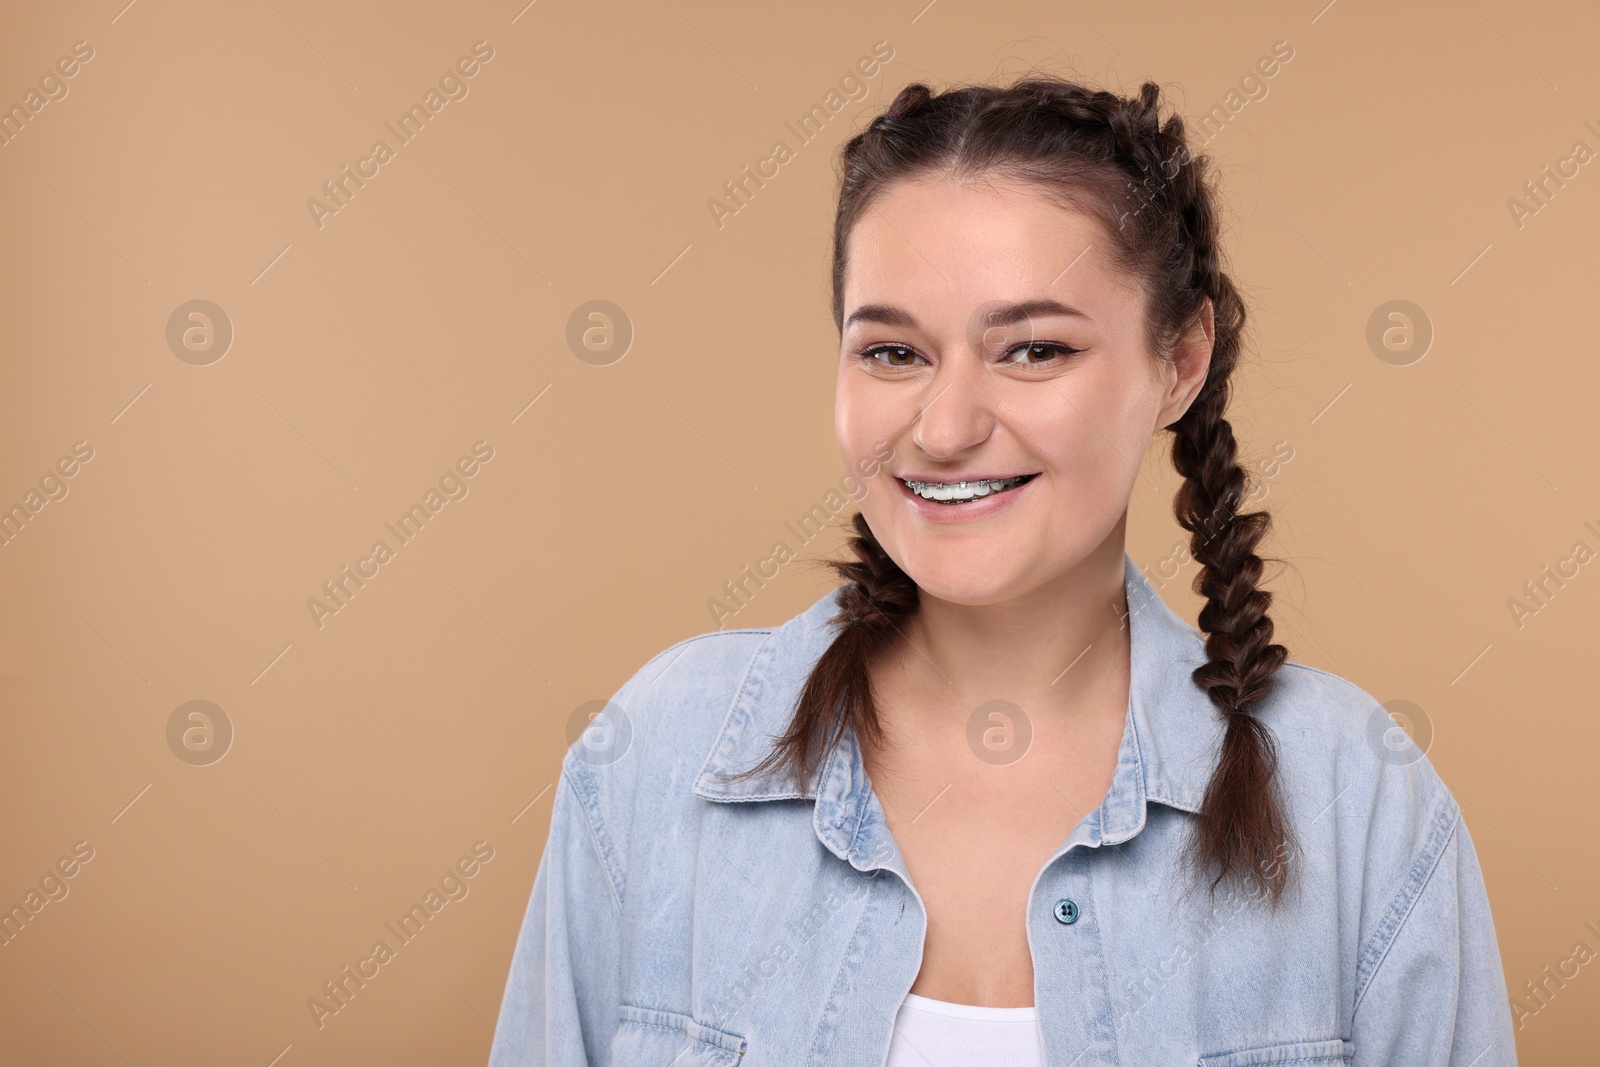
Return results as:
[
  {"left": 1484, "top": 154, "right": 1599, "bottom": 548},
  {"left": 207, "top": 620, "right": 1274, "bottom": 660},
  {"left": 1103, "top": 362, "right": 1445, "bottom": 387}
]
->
[
  {"left": 1002, "top": 342, "right": 1080, "bottom": 365},
  {"left": 861, "top": 345, "right": 924, "bottom": 367}
]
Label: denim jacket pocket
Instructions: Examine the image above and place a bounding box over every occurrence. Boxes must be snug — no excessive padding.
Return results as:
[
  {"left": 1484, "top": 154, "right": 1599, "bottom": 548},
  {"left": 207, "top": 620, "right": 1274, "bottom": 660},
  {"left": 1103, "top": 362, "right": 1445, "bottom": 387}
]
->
[
  {"left": 1197, "top": 1037, "right": 1353, "bottom": 1066},
  {"left": 610, "top": 1003, "right": 748, "bottom": 1065}
]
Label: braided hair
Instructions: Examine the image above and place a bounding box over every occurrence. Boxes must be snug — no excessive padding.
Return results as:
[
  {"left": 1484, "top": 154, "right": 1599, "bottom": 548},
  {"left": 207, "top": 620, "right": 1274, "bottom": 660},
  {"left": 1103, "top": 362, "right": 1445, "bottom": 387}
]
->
[{"left": 723, "top": 76, "right": 1294, "bottom": 907}]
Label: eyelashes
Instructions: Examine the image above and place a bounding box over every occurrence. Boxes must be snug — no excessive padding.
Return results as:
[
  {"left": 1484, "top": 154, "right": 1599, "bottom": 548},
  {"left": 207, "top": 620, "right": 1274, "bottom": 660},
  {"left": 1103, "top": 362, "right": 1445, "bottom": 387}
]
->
[
  {"left": 856, "top": 344, "right": 922, "bottom": 367},
  {"left": 999, "top": 342, "right": 1083, "bottom": 365},
  {"left": 856, "top": 341, "right": 1083, "bottom": 368}
]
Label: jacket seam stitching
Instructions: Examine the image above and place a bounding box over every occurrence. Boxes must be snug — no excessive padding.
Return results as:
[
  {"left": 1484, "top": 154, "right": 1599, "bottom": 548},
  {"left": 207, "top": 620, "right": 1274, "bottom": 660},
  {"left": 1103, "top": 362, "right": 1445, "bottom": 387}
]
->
[
  {"left": 615, "top": 1008, "right": 746, "bottom": 1051},
  {"left": 563, "top": 756, "right": 626, "bottom": 915},
  {"left": 1350, "top": 796, "right": 1460, "bottom": 1015},
  {"left": 630, "top": 629, "right": 771, "bottom": 799},
  {"left": 1279, "top": 660, "right": 1355, "bottom": 685},
  {"left": 640, "top": 629, "right": 774, "bottom": 691},
  {"left": 803, "top": 882, "right": 881, "bottom": 1065},
  {"left": 691, "top": 628, "right": 784, "bottom": 790},
  {"left": 843, "top": 775, "right": 872, "bottom": 858}
]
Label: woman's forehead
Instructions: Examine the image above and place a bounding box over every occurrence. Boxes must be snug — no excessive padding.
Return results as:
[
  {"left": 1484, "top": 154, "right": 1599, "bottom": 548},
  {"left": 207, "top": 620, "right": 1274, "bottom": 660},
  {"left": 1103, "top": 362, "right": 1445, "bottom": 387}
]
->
[{"left": 841, "top": 176, "right": 1134, "bottom": 318}]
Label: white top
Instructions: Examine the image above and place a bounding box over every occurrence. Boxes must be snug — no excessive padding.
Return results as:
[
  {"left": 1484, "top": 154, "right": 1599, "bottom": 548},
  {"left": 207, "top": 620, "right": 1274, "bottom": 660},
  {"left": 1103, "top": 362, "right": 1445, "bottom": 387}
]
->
[{"left": 885, "top": 992, "right": 1045, "bottom": 1066}]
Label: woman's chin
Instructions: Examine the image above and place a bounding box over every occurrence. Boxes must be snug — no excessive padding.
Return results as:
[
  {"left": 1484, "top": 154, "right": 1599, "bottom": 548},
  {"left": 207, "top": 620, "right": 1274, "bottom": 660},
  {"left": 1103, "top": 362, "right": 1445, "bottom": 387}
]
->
[{"left": 900, "top": 562, "right": 1031, "bottom": 608}]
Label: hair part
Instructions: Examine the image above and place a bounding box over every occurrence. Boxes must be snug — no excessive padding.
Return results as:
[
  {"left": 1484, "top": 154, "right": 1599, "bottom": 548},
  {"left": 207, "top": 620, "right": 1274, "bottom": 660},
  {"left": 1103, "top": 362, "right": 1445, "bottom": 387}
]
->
[{"left": 722, "top": 74, "right": 1295, "bottom": 908}]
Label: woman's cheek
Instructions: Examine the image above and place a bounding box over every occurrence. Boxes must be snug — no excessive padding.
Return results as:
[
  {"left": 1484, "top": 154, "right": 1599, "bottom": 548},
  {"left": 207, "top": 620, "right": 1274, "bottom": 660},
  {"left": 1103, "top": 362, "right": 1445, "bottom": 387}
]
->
[{"left": 835, "top": 381, "right": 895, "bottom": 463}]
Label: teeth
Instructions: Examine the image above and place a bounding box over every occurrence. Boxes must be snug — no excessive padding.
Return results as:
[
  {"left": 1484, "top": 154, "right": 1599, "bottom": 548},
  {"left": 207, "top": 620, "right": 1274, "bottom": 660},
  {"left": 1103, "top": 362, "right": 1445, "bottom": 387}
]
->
[{"left": 904, "top": 474, "right": 1032, "bottom": 503}]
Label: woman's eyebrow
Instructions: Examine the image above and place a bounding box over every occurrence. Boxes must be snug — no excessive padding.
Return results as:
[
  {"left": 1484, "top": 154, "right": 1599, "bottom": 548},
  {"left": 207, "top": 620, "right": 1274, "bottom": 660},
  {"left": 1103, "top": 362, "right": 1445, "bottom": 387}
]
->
[
  {"left": 844, "top": 298, "right": 1092, "bottom": 330},
  {"left": 844, "top": 303, "right": 917, "bottom": 329}
]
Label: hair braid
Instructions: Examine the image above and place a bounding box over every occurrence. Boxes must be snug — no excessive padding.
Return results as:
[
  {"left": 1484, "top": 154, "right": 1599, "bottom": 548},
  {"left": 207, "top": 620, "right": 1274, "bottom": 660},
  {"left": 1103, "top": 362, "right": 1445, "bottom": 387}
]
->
[
  {"left": 1159, "top": 117, "right": 1295, "bottom": 906},
  {"left": 731, "top": 511, "right": 918, "bottom": 792}
]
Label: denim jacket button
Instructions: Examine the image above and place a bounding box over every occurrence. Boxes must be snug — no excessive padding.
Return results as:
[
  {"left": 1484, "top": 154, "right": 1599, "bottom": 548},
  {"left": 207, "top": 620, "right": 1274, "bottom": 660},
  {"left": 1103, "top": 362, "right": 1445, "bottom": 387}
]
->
[{"left": 1053, "top": 898, "right": 1079, "bottom": 924}]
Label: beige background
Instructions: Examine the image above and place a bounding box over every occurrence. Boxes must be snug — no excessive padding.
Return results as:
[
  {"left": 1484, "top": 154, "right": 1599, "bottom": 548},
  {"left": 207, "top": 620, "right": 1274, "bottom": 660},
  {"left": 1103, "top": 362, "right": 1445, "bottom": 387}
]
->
[{"left": 1, "top": 0, "right": 1596, "bottom": 1063}]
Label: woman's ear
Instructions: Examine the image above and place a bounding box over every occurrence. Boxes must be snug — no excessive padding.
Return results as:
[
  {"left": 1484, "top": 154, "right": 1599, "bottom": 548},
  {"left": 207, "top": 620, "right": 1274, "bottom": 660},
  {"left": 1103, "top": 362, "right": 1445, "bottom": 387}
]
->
[{"left": 1157, "top": 297, "right": 1214, "bottom": 430}]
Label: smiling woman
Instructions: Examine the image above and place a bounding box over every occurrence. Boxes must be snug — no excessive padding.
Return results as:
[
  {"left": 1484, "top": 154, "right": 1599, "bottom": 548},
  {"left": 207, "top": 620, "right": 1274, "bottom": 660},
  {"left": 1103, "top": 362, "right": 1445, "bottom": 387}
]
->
[{"left": 488, "top": 75, "right": 1520, "bottom": 1067}]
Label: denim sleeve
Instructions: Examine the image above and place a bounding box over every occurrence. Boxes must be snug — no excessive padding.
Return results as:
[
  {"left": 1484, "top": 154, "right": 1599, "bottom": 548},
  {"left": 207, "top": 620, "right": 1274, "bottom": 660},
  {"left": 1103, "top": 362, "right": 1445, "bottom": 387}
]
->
[
  {"left": 488, "top": 756, "right": 623, "bottom": 1067},
  {"left": 1351, "top": 807, "right": 1519, "bottom": 1065}
]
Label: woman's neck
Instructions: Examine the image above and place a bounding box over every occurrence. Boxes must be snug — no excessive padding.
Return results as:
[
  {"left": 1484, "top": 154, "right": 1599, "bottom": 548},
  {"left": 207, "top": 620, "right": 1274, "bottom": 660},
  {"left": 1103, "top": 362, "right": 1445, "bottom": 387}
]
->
[{"left": 876, "top": 533, "right": 1133, "bottom": 731}]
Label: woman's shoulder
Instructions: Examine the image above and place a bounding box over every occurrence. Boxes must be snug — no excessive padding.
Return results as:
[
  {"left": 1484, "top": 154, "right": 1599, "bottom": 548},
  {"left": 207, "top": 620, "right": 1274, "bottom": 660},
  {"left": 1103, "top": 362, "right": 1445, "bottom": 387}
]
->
[
  {"left": 1265, "top": 657, "right": 1452, "bottom": 797},
  {"left": 550, "top": 592, "right": 841, "bottom": 883},
  {"left": 1264, "top": 656, "right": 1460, "bottom": 827},
  {"left": 1147, "top": 592, "right": 1461, "bottom": 849},
  {"left": 573, "top": 626, "right": 775, "bottom": 774},
  {"left": 1259, "top": 657, "right": 1467, "bottom": 925},
  {"left": 562, "top": 588, "right": 841, "bottom": 786}
]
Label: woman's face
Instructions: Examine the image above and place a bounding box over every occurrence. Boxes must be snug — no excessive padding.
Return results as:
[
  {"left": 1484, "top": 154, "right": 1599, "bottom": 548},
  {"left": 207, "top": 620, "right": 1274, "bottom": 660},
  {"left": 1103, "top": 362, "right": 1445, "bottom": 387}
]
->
[{"left": 835, "top": 173, "right": 1211, "bottom": 607}]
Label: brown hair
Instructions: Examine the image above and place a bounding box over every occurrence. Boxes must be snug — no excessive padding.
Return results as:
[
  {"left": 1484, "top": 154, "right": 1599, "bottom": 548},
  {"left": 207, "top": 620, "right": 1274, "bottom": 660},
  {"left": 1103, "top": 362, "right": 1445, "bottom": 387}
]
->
[{"left": 723, "top": 75, "right": 1294, "bottom": 906}]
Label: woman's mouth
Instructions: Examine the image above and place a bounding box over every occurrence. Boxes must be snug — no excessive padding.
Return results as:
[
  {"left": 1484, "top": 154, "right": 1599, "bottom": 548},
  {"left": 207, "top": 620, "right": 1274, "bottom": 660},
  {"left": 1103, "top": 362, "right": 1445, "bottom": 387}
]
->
[{"left": 898, "top": 473, "right": 1038, "bottom": 505}]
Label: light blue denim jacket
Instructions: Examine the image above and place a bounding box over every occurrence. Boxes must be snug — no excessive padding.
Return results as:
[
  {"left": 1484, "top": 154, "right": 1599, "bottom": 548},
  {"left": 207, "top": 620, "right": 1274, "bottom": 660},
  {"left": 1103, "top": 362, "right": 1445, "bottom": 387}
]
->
[{"left": 489, "top": 554, "right": 1518, "bottom": 1066}]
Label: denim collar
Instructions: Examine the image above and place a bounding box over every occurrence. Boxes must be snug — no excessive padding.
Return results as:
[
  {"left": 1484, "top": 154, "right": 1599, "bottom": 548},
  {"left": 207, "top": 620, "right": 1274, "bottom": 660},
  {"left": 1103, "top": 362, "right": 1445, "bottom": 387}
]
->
[{"left": 691, "top": 552, "right": 1223, "bottom": 872}]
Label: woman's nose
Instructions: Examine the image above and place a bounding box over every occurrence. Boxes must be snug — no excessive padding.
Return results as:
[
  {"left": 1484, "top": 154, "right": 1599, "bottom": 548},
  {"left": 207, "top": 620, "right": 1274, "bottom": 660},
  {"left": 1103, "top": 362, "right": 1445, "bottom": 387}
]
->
[{"left": 910, "top": 351, "right": 997, "bottom": 458}]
